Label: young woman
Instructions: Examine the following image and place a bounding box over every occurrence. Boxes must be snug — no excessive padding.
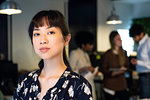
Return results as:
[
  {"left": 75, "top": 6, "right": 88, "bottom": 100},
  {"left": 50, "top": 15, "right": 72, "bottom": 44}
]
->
[
  {"left": 14, "top": 10, "right": 92, "bottom": 100},
  {"left": 101, "top": 31, "right": 129, "bottom": 100}
]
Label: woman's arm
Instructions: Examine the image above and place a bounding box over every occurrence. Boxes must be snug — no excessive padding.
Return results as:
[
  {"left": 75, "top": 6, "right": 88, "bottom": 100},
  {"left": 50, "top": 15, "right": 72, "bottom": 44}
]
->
[{"left": 14, "top": 76, "right": 25, "bottom": 99}]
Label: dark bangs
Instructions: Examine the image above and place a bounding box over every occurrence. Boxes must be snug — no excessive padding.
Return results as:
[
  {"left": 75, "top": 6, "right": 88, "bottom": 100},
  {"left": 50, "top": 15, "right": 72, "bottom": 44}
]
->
[{"left": 28, "top": 10, "right": 69, "bottom": 41}]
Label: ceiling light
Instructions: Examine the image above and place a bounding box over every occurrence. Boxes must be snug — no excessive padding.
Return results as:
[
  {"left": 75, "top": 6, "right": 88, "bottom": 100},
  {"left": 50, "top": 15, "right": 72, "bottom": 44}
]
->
[
  {"left": 106, "top": 1, "right": 122, "bottom": 25},
  {"left": 0, "top": 0, "right": 22, "bottom": 15},
  {"left": 106, "top": 12, "right": 122, "bottom": 24}
]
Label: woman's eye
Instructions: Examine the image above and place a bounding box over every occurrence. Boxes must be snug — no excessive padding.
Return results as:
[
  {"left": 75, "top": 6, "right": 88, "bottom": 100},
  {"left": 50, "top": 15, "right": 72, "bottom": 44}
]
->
[
  {"left": 48, "top": 31, "right": 55, "bottom": 35},
  {"left": 33, "top": 33, "right": 40, "bottom": 37}
]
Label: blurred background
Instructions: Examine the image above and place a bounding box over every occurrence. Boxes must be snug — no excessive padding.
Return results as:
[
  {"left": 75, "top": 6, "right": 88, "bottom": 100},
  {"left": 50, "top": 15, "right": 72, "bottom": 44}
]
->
[{"left": 0, "top": 0, "right": 150, "bottom": 99}]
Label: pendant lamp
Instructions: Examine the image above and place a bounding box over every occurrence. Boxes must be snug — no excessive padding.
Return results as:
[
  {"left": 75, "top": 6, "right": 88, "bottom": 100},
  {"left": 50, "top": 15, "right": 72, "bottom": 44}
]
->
[
  {"left": 0, "top": 0, "right": 22, "bottom": 61},
  {"left": 106, "top": 1, "right": 122, "bottom": 25},
  {"left": 0, "top": 0, "right": 22, "bottom": 15}
]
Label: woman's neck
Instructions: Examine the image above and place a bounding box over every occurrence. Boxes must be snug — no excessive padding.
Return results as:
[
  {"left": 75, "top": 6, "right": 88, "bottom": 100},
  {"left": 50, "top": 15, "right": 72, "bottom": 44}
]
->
[
  {"left": 41, "top": 57, "right": 67, "bottom": 78},
  {"left": 113, "top": 46, "right": 120, "bottom": 54},
  {"left": 115, "top": 46, "right": 119, "bottom": 51}
]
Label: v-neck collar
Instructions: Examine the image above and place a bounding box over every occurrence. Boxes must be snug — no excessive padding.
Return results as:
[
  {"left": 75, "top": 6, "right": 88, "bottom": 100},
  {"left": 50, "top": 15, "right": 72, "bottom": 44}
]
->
[{"left": 33, "top": 67, "right": 71, "bottom": 99}]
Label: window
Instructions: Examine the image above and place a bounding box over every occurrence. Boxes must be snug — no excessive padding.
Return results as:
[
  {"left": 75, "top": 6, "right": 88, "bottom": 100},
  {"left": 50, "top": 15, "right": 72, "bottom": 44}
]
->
[{"left": 118, "top": 29, "right": 134, "bottom": 56}]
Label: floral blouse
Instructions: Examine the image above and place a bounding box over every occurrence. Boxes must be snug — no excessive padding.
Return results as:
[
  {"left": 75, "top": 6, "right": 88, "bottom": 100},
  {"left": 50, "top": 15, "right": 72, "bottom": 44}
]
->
[{"left": 14, "top": 67, "right": 93, "bottom": 100}]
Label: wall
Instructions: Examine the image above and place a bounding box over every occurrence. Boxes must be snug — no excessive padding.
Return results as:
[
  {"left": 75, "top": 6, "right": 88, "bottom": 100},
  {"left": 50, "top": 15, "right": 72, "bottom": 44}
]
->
[
  {"left": 97, "top": 0, "right": 133, "bottom": 52},
  {"left": 12, "top": 0, "right": 67, "bottom": 71},
  {"left": 133, "top": 2, "right": 150, "bottom": 18}
]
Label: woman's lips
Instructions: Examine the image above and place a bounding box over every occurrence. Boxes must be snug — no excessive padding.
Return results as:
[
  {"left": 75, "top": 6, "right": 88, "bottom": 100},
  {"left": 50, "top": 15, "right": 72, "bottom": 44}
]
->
[{"left": 39, "top": 47, "right": 50, "bottom": 53}]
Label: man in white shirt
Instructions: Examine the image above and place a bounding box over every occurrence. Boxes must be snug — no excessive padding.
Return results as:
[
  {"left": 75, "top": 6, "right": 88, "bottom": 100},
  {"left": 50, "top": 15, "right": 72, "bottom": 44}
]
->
[
  {"left": 69, "top": 31, "right": 98, "bottom": 100},
  {"left": 129, "top": 24, "right": 150, "bottom": 99}
]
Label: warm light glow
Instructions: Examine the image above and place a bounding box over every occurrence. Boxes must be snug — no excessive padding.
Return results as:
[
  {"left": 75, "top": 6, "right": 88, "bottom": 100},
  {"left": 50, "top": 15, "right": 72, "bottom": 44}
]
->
[
  {"left": 106, "top": 20, "right": 122, "bottom": 24},
  {"left": 0, "top": 9, "right": 22, "bottom": 15}
]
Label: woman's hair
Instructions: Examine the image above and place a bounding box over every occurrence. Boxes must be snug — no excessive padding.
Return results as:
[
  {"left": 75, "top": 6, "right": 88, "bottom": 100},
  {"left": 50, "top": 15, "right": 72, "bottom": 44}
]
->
[
  {"left": 109, "top": 30, "right": 119, "bottom": 49},
  {"left": 28, "top": 10, "right": 70, "bottom": 70},
  {"left": 109, "top": 30, "right": 126, "bottom": 66}
]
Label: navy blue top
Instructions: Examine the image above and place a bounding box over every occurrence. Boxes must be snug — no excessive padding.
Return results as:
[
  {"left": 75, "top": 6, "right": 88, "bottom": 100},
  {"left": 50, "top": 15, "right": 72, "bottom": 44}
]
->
[{"left": 14, "top": 67, "right": 93, "bottom": 100}]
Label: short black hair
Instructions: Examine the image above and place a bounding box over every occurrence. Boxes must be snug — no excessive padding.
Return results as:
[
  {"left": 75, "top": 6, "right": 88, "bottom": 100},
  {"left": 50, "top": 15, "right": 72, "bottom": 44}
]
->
[
  {"left": 74, "top": 31, "right": 94, "bottom": 48},
  {"left": 129, "top": 24, "right": 145, "bottom": 37}
]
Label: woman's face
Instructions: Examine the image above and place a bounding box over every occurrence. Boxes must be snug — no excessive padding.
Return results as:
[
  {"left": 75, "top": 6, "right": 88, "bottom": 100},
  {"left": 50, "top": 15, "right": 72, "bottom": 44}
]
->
[
  {"left": 113, "top": 34, "right": 122, "bottom": 48},
  {"left": 32, "top": 25, "right": 70, "bottom": 60}
]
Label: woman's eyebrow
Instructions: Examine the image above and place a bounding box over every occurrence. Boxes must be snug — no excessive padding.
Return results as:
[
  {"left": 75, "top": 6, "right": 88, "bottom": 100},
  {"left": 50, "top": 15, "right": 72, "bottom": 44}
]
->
[
  {"left": 33, "top": 26, "right": 54, "bottom": 31},
  {"left": 33, "top": 27, "right": 40, "bottom": 31},
  {"left": 47, "top": 26, "right": 54, "bottom": 29},
  {"left": 33, "top": 28, "right": 39, "bottom": 31}
]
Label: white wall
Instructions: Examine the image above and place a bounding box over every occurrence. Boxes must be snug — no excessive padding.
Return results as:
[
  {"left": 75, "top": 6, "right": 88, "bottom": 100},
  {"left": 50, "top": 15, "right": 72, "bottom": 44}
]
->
[
  {"left": 97, "top": 0, "right": 133, "bottom": 52},
  {"left": 12, "top": 0, "right": 67, "bottom": 71}
]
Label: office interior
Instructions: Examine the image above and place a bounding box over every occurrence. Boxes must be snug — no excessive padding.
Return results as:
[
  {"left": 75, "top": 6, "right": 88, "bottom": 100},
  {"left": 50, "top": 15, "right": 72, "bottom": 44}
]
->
[{"left": 0, "top": 0, "right": 150, "bottom": 99}]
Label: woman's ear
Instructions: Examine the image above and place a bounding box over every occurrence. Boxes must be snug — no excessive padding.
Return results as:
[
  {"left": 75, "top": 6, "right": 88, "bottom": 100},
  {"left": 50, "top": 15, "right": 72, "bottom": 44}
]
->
[{"left": 64, "top": 34, "right": 71, "bottom": 46}]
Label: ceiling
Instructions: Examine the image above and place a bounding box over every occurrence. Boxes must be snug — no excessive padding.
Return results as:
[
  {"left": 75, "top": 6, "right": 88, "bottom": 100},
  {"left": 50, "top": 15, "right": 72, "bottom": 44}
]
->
[
  {"left": 118, "top": 0, "right": 150, "bottom": 4},
  {"left": 116, "top": 0, "right": 150, "bottom": 18}
]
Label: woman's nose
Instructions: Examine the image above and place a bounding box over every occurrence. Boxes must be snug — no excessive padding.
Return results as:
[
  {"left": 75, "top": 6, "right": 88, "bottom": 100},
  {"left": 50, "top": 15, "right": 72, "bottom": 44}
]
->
[{"left": 40, "top": 35, "right": 48, "bottom": 44}]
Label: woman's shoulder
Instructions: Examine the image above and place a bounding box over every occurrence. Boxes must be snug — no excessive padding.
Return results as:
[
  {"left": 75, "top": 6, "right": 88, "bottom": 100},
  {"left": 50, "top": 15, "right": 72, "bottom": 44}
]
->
[
  {"left": 14, "top": 70, "right": 40, "bottom": 96},
  {"left": 103, "top": 49, "right": 112, "bottom": 56},
  {"left": 65, "top": 68, "right": 92, "bottom": 89},
  {"left": 71, "top": 71, "right": 90, "bottom": 84},
  {"left": 64, "top": 68, "right": 92, "bottom": 99},
  {"left": 18, "top": 70, "right": 40, "bottom": 84}
]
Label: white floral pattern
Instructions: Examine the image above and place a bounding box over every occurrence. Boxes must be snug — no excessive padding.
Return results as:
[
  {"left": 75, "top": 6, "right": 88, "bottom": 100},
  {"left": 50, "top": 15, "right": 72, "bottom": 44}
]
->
[
  {"left": 23, "top": 88, "right": 28, "bottom": 96},
  {"left": 83, "top": 83, "right": 91, "bottom": 95},
  {"left": 14, "top": 67, "right": 93, "bottom": 100},
  {"left": 62, "top": 80, "right": 69, "bottom": 88},
  {"left": 68, "top": 85, "right": 74, "bottom": 97}
]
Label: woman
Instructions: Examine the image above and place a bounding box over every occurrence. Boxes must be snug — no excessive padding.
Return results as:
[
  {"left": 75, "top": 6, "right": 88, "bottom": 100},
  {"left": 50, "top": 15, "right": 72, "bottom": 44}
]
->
[
  {"left": 101, "top": 31, "right": 129, "bottom": 100},
  {"left": 14, "top": 10, "right": 92, "bottom": 100}
]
